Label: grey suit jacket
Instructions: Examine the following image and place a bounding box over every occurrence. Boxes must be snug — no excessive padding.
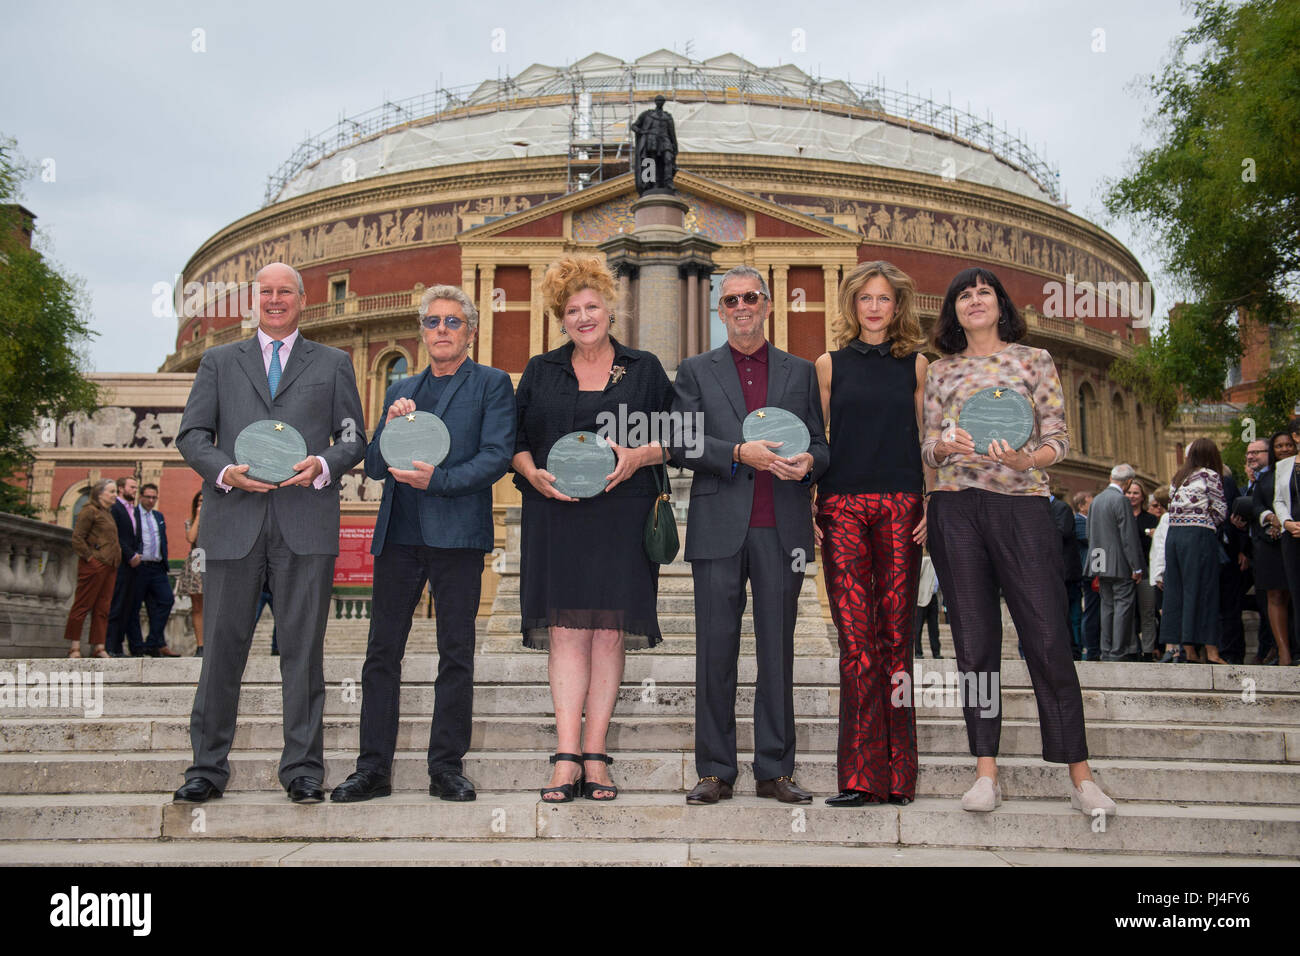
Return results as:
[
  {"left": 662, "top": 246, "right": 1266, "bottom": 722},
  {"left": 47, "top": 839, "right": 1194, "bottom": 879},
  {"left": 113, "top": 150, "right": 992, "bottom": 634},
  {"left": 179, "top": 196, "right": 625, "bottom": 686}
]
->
[
  {"left": 177, "top": 334, "right": 367, "bottom": 561},
  {"left": 1088, "top": 484, "right": 1144, "bottom": 578},
  {"left": 671, "top": 343, "right": 829, "bottom": 562}
]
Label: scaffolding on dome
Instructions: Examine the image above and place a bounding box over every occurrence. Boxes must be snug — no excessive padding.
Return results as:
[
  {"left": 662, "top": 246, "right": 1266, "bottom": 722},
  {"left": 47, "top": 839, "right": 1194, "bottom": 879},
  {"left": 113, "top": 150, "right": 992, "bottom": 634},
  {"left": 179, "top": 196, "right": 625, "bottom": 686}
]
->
[{"left": 262, "top": 52, "right": 1062, "bottom": 206}]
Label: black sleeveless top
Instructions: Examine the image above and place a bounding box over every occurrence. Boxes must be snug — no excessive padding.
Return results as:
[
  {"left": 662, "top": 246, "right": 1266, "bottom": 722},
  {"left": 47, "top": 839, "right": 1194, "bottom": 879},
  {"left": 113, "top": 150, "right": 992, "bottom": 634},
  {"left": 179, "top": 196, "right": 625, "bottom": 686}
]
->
[{"left": 819, "top": 339, "right": 924, "bottom": 495}]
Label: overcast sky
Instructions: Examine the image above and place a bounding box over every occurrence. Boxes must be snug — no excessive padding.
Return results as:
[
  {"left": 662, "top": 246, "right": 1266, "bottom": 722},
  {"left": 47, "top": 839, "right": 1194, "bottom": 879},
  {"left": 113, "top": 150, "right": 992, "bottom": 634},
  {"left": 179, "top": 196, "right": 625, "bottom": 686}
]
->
[{"left": 1, "top": 0, "right": 1197, "bottom": 373}]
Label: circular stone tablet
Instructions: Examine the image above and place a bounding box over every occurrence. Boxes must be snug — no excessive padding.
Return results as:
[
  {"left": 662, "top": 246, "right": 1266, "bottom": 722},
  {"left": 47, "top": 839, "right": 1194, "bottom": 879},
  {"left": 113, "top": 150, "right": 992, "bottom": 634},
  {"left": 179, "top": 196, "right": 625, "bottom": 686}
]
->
[
  {"left": 379, "top": 410, "right": 451, "bottom": 471},
  {"left": 958, "top": 387, "right": 1035, "bottom": 455},
  {"left": 234, "top": 420, "right": 309, "bottom": 485},
  {"left": 741, "top": 406, "right": 810, "bottom": 458},
  {"left": 547, "top": 431, "right": 616, "bottom": 499}
]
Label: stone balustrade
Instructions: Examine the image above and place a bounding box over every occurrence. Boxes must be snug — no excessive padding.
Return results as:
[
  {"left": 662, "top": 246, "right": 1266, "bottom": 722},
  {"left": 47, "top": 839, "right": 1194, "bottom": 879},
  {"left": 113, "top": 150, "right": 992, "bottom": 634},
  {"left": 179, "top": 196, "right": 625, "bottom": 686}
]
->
[{"left": 0, "top": 513, "right": 78, "bottom": 657}]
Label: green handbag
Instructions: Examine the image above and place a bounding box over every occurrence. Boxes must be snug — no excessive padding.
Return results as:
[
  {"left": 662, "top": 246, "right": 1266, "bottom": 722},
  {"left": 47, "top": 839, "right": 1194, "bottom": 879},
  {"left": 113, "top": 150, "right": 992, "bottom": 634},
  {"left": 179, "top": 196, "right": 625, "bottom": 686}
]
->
[{"left": 643, "top": 447, "right": 680, "bottom": 564}]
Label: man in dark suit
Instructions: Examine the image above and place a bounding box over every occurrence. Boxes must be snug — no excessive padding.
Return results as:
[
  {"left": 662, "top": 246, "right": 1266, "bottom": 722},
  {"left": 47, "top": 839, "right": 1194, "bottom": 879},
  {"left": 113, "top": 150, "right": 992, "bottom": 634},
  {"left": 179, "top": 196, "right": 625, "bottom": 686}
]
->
[
  {"left": 105, "top": 475, "right": 143, "bottom": 657},
  {"left": 672, "top": 265, "right": 830, "bottom": 805},
  {"left": 331, "top": 284, "right": 513, "bottom": 804},
  {"left": 173, "top": 262, "right": 366, "bottom": 805},
  {"left": 1089, "top": 464, "right": 1144, "bottom": 661},
  {"left": 1218, "top": 467, "right": 1247, "bottom": 663},
  {"left": 1049, "top": 491, "right": 1082, "bottom": 658},
  {"left": 132, "top": 483, "right": 179, "bottom": 657}
]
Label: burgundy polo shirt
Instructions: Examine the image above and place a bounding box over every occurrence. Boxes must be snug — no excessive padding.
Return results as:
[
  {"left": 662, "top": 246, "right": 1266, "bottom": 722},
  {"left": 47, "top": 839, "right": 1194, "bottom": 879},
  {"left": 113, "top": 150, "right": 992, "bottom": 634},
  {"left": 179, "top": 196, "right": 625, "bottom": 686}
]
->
[{"left": 730, "top": 341, "right": 776, "bottom": 527}]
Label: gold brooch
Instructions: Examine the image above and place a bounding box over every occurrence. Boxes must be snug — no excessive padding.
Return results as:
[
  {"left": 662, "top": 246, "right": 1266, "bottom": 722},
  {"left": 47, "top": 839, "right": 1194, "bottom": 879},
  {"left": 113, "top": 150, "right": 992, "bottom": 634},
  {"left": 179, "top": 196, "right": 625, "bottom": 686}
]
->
[{"left": 610, "top": 365, "right": 626, "bottom": 384}]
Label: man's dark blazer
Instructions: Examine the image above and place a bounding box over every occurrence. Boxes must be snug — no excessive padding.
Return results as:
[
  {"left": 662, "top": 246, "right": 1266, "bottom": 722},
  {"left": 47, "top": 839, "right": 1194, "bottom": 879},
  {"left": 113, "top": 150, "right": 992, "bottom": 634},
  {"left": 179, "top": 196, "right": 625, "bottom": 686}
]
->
[
  {"left": 177, "top": 334, "right": 367, "bottom": 559},
  {"left": 367, "top": 358, "right": 515, "bottom": 554},
  {"left": 110, "top": 500, "right": 142, "bottom": 564},
  {"left": 671, "top": 342, "right": 829, "bottom": 561},
  {"left": 1050, "top": 496, "right": 1082, "bottom": 582}
]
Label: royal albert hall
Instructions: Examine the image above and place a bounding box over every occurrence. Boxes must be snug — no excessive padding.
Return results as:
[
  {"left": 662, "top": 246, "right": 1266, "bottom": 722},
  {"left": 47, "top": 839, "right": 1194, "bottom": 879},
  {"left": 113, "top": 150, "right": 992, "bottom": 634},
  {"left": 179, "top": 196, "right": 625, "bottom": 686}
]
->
[{"left": 33, "top": 51, "right": 1166, "bottom": 606}]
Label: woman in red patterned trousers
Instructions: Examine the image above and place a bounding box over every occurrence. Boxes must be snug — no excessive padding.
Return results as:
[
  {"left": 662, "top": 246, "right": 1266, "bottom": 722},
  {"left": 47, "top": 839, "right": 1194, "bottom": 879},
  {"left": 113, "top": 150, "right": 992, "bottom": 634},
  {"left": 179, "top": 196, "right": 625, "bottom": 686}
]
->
[{"left": 815, "top": 261, "right": 931, "bottom": 805}]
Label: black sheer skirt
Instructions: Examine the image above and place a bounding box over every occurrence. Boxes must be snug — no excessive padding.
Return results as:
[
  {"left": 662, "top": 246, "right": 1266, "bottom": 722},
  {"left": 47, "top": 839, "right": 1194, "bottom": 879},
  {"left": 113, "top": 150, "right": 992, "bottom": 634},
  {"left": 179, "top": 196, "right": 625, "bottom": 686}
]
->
[{"left": 519, "top": 494, "right": 663, "bottom": 650}]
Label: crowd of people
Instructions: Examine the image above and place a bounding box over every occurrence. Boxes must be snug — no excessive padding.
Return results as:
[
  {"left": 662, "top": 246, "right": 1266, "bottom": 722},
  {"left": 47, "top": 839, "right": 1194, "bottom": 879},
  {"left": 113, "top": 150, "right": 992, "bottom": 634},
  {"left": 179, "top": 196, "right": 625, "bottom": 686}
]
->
[
  {"left": 1055, "top": 420, "right": 1300, "bottom": 666},
  {"left": 62, "top": 254, "right": 1208, "bottom": 820}
]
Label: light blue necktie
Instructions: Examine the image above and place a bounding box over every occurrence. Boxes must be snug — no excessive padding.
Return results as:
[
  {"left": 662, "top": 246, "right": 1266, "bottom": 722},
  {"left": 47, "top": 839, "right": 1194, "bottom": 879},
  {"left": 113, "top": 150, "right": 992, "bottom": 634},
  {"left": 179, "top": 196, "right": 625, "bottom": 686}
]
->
[{"left": 268, "top": 340, "right": 283, "bottom": 399}]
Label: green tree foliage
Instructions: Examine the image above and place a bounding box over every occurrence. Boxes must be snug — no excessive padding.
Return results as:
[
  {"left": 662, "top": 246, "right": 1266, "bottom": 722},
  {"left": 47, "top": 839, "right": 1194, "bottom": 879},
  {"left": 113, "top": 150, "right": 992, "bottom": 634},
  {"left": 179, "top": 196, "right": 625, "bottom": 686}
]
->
[
  {"left": 0, "top": 136, "right": 100, "bottom": 517},
  {"left": 1104, "top": 0, "right": 1300, "bottom": 432}
]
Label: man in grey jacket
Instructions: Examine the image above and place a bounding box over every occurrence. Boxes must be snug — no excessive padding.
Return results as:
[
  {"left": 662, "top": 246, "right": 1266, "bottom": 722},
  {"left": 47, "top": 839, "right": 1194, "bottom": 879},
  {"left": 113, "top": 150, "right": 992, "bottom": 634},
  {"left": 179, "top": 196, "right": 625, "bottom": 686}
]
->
[
  {"left": 173, "top": 262, "right": 366, "bottom": 804},
  {"left": 672, "top": 265, "right": 829, "bottom": 805},
  {"left": 1088, "top": 463, "right": 1145, "bottom": 661}
]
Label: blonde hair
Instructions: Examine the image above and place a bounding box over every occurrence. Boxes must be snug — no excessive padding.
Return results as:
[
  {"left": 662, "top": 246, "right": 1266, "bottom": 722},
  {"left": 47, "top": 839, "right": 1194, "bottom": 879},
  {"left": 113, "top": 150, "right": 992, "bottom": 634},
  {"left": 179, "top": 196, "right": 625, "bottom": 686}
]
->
[
  {"left": 832, "top": 260, "right": 926, "bottom": 357},
  {"left": 541, "top": 255, "right": 620, "bottom": 330}
]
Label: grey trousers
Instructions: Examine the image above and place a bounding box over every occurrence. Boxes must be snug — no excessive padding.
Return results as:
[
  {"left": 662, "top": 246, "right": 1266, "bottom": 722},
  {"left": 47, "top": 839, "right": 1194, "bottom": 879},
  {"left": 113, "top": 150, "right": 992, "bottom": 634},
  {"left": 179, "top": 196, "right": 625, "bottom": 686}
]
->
[
  {"left": 1099, "top": 577, "right": 1138, "bottom": 660},
  {"left": 691, "top": 527, "right": 803, "bottom": 785},
  {"left": 1135, "top": 577, "right": 1159, "bottom": 654},
  {"left": 186, "top": 499, "right": 335, "bottom": 790}
]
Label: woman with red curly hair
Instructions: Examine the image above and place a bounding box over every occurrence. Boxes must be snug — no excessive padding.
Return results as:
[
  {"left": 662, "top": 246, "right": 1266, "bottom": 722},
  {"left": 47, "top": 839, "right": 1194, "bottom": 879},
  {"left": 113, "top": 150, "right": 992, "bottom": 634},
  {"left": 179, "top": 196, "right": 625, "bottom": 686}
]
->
[{"left": 512, "top": 255, "right": 673, "bottom": 802}]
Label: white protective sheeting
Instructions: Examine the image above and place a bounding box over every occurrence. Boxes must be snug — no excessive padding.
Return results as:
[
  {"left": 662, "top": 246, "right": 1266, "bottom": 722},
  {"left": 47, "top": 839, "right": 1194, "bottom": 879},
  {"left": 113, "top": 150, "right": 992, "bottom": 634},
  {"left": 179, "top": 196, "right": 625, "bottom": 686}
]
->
[{"left": 276, "top": 100, "right": 1050, "bottom": 203}]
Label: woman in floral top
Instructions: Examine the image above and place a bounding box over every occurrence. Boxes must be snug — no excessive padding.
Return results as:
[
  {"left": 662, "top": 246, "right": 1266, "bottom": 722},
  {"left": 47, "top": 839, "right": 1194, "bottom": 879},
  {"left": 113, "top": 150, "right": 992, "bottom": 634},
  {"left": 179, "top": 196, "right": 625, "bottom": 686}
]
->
[
  {"left": 922, "top": 267, "right": 1115, "bottom": 819},
  {"left": 1162, "top": 438, "right": 1228, "bottom": 663}
]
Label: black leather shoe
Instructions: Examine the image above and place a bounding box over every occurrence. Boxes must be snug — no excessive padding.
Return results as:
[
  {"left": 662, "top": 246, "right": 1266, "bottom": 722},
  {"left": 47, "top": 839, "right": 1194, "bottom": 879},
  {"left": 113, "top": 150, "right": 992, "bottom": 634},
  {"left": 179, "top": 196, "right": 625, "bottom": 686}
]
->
[
  {"left": 826, "top": 790, "right": 870, "bottom": 807},
  {"left": 286, "top": 776, "right": 324, "bottom": 804},
  {"left": 429, "top": 770, "right": 476, "bottom": 801},
  {"left": 173, "top": 778, "right": 222, "bottom": 803},
  {"left": 686, "top": 776, "right": 734, "bottom": 805},
  {"left": 329, "top": 770, "right": 391, "bottom": 803},
  {"left": 889, "top": 794, "right": 914, "bottom": 806}
]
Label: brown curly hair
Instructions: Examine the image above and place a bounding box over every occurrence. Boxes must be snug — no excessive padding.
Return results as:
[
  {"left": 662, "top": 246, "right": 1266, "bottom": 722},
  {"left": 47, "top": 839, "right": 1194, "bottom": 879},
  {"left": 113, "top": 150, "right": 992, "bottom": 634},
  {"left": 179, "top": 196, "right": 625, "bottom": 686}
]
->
[
  {"left": 832, "top": 260, "right": 926, "bottom": 357},
  {"left": 540, "top": 255, "right": 621, "bottom": 330}
]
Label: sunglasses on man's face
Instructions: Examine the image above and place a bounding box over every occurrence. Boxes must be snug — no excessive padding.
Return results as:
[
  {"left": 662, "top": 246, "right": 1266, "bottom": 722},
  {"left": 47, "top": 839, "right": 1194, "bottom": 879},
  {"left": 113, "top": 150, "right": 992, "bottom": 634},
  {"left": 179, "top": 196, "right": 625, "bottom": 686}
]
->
[
  {"left": 720, "top": 291, "right": 766, "bottom": 309},
  {"left": 420, "top": 314, "right": 465, "bottom": 330}
]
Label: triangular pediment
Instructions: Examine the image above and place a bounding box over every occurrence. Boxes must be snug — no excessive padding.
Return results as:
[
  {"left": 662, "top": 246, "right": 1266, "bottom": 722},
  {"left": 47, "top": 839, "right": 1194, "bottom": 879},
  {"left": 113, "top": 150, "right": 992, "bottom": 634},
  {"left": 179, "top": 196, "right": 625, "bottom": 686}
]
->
[
  {"left": 458, "top": 171, "right": 863, "bottom": 245},
  {"left": 634, "top": 49, "right": 694, "bottom": 69},
  {"left": 571, "top": 52, "right": 625, "bottom": 73}
]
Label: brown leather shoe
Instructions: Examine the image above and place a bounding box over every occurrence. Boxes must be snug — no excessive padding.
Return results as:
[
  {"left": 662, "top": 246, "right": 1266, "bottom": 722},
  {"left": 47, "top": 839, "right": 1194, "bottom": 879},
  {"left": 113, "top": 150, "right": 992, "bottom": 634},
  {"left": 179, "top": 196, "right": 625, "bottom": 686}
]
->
[
  {"left": 686, "top": 776, "right": 734, "bottom": 805},
  {"left": 756, "top": 775, "right": 812, "bottom": 804}
]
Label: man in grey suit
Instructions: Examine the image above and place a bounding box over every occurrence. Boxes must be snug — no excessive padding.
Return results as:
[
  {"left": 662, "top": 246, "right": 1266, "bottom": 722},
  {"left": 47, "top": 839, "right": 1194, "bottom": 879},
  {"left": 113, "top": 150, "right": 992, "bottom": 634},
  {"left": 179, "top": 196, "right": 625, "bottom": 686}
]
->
[
  {"left": 672, "top": 265, "right": 829, "bottom": 805},
  {"left": 1088, "top": 463, "right": 1144, "bottom": 661},
  {"left": 173, "top": 262, "right": 366, "bottom": 804}
]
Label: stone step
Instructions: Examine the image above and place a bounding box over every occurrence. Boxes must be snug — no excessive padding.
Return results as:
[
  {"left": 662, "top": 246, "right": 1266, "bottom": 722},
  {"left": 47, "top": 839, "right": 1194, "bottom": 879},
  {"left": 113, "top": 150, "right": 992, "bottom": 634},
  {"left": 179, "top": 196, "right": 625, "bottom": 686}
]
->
[
  {"left": 3, "top": 681, "right": 1295, "bottom": 724},
  {"left": 0, "top": 839, "right": 1281, "bottom": 867},
  {"left": 4, "top": 656, "right": 1294, "bottom": 694},
  {"left": 3, "top": 793, "right": 1296, "bottom": 857},
  {"left": 3, "top": 751, "right": 1296, "bottom": 805},
  {"left": 2, "top": 714, "right": 1293, "bottom": 763}
]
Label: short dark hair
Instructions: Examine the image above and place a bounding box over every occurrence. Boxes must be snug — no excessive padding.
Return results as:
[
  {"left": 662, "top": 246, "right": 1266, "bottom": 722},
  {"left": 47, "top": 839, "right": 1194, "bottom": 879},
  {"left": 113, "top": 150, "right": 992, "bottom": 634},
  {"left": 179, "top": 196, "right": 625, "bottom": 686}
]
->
[
  {"left": 1289, "top": 416, "right": 1300, "bottom": 437},
  {"left": 141, "top": 483, "right": 159, "bottom": 495},
  {"left": 932, "top": 267, "right": 1026, "bottom": 355}
]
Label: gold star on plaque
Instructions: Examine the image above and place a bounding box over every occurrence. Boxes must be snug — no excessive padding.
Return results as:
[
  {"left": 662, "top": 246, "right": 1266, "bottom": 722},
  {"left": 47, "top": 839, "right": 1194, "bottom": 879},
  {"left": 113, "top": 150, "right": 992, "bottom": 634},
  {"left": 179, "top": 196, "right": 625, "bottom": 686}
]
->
[
  {"left": 993, "top": 389, "right": 1004, "bottom": 398},
  {"left": 406, "top": 413, "right": 416, "bottom": 422},
  {"left": 274, "top": 423, "right": 284, "bottom": 431},
  {"left": 756, "top": 411, "right": 766, "bottom": 418},
  {"left": 578, "top": 435, "right": 586, "bottom": 443}
]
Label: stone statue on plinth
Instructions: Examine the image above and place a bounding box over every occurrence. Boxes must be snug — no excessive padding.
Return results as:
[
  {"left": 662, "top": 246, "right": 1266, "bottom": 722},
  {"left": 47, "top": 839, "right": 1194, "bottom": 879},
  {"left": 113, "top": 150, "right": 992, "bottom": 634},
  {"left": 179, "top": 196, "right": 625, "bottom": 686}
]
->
[{"left": 632, "top": 95, "right": 677, "bottom": 194}]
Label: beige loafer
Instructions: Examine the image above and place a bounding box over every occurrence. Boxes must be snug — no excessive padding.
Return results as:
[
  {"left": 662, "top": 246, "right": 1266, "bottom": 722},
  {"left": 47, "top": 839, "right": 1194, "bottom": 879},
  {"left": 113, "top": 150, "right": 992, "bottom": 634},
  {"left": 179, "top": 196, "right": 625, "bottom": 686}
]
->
[
  {"left": 1070, "top": 779, "right": 1118, "bottom": 816},
  {"left": 960, "top": 775, "right": 1002, "bottom": 812}
]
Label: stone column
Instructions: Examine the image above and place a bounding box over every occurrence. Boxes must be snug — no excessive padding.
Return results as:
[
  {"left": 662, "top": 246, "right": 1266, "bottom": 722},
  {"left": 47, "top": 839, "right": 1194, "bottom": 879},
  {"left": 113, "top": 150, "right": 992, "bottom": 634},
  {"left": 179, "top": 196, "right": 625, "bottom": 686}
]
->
[
  {"left": 477, "top": 265, "right": 496, "bottom": 368},
  {"left": 822, "top": 265, "right": 840, "bottom": 354},
  {"left": 685, "top": 269, "right": 699, "bottom": 361},
  {"left": 772, "top": 265, "right": 789, "bottom": 353},
  {"left": 529, "top": 264, "right": 546, "bottom": 358}
]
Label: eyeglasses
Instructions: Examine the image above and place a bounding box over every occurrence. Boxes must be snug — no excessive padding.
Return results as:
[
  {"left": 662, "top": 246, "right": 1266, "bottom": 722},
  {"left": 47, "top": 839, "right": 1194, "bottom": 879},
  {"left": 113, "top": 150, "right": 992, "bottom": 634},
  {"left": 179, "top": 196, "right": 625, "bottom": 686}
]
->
[
  {"left": 420, "top": 314, "right": 465, "bottom": 330},
  {"left": 720, "top": 291, "right": 767, "bottom": 309}
]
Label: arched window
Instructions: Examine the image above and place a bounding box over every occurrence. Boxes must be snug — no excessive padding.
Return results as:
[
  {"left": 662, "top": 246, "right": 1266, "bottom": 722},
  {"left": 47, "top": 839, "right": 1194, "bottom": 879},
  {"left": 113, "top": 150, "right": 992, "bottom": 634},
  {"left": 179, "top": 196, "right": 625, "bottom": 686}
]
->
[
  {"left": 69, "top": 488, "right": 90, "bottom": 528},
  {"left": 385, "top": 354, "right": 409, "bottom": 388}
]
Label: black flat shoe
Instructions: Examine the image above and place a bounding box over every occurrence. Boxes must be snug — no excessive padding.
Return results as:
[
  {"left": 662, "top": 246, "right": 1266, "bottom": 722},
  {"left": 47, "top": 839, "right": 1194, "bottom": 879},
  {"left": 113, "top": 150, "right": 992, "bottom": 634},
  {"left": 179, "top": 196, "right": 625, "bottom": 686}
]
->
[
  {"left": 286, "top": 776, "right": 324, "bottom": 804},
  {"left": 825, "top": 790, "right": 871, "bottom": 807},
  {"left": 889, "top": 794, "right": 913, "bottom": 805},
  {"left": 173, "top": 778, "right": 222, "bottom": 803},
  {"left": 330, "top": 769, "right": 392, "bottom": 803},
  {"left": 429, "top": 770, "right": 476, "bottom": 801},
  {"left": 540, "top": 753, "right": 583, "bottom": 803}
]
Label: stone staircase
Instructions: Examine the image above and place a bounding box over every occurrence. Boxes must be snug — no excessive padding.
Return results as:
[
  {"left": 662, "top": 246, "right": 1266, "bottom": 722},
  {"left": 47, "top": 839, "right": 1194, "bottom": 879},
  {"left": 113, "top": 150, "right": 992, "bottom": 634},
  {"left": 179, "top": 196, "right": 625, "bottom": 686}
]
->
[{"left": 1, "top": 623, "right": 1298, "bottom": 865}]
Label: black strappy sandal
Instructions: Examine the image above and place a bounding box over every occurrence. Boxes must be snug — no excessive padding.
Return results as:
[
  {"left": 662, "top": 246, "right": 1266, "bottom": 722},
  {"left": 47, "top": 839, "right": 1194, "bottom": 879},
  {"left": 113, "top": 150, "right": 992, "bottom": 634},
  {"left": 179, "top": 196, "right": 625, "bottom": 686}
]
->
[
  {"left": 581, "top": 753, "right": 619, "bottom": 801},
  {"left": 540, "top": 753, "right": 584, "bottom": 803}
]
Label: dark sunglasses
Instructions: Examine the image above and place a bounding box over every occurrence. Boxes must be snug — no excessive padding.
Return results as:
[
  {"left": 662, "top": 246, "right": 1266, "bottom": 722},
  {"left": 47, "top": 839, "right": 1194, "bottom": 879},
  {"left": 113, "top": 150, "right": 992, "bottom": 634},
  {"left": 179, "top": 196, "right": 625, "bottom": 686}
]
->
[
  {"left": 420, "top": 314, "right": 466, "bottom": 330},
  {"left": 720, "top": 291, "right": 766, "bottom": 309}
]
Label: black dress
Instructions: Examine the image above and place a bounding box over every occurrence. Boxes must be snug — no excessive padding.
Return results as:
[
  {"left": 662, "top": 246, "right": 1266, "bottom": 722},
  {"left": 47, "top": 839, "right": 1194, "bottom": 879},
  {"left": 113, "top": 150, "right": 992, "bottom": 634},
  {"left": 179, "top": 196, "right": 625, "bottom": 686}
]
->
[{"left": 515, "top": 340, "right": 671, "bottom": 651}]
